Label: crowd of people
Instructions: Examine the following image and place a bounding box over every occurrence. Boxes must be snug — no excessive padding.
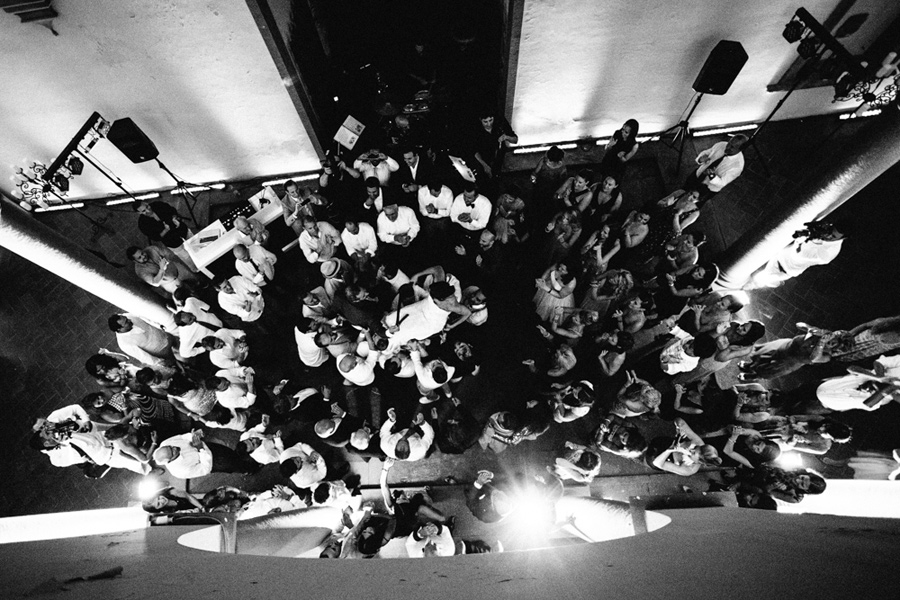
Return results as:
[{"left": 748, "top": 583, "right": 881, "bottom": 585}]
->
[{"left": 29, "top": 101, "right": 900, "bottom": 557}]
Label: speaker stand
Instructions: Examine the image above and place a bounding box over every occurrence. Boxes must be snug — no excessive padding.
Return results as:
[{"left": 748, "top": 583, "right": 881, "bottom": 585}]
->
[
  {"left": 659, "top": 93, "right": 704, "bottom": 179},
  {"left": 155, "top": 159, "right": 201, "bottom": 228}
]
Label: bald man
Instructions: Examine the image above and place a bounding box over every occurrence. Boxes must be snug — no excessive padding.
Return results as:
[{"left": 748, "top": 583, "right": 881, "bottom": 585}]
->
[
  {"left": 234, "top": 216, "right": 270, "bottom": 246},
  {"left": 233, "top": 243, "right": 277, "bottom": 287}
]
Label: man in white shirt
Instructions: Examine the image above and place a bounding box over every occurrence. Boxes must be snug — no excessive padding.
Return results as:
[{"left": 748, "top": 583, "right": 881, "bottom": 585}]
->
[
  {"left": 210, "top": 367, "right": 257, "bottom": 410},
  {"left": 215, "top": 275, "right": 264, "bottom": 322},
  {"left": 380, "top": 408, "right": 434, "bottom": 461},
  {"left": 298, "top": 217, "right": 342, "bottom": 264},
  {"left": 353, "top": 149, "right": 400, "bottom": 186},
  {"left": 687, "top": 134, "right": 748, "bottom": 201},
  {"left": 341, "top": 220, "right": 378, "bottom": 269},
  {"left": 295, "top": 317, "right": 330, "bottom": 368},
  {"left": 233, "top": 243, "right": 277, "bottom": 287},
  {"left": 337, "top": 350, "right": 380, "bottom": 386},
  {"left": 278, "top": 442, "right": 327, "bottom": 489},
  {"left": 377, "top": 202, "right": 420, "bottom": 263},
  {"left": 234, "top": 216, "right": 270, "bottom": 246},
  {"left": 201, "top": 328, "right": 249, "bottom": 369},
  {"left": 173, "top": 310, "right": 222, "bottom": 359},
  {"left": 107, "top": 313, "right": 174, "bottom": 366},
  {"left": 154, "top": 430, "right": 256, "bottom": 478},
  {"left": 410, "top": 343, "right": 455, "bottom": 398},
  {"left": 449, "top": 182, "right": 492, "bottom": 255},
  {"left": 418, "top": 181, "right": 454, "bottom": 221}
]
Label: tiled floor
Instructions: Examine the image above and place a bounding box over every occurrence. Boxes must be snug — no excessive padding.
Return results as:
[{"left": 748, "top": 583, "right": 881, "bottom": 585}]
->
[{"left": 2, "top": 114, "right": 899, "bottom": 518}]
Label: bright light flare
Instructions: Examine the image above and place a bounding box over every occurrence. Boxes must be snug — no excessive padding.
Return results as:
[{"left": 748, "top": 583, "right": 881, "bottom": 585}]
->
[
  {"left": 137, "top": 476, "right": 163, "bottom": 500},
  {"left": 777, "top": 451, "right": 805, "bottom": 470}
]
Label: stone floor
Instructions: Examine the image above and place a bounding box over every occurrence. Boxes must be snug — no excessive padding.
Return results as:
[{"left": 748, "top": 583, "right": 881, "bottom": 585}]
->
[{"left": 2, "top": 114, "right": 899, "bottom": 519}]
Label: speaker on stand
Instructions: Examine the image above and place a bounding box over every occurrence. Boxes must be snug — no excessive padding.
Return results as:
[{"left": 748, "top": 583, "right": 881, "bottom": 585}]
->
[
  {"left": 660, "top": 41, "right": 748, "bottom": 177},
  {"left": 107, "top": 118, "right": 200, "bottom": 226}
]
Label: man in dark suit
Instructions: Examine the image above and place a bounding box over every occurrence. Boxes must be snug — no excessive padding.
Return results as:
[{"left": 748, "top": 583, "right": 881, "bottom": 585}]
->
[{"left": 396, "top": 146, "right": 434, "bottom": 208}]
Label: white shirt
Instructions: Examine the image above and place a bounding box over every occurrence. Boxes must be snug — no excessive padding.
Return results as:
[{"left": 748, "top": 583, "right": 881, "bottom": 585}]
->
[
  {"left": 235, "top": 245, "right": 277, "bottom": 286},
  {"left": 279, "top": 443, "right": 327, "bottom": 489},
  {"left": 341, "top": 222, "right": 379, "bottom": 257},
  {"left": 353, "top": 156, "right": 400, "bottom": 186},
  {"left": 298, "top": 221, "right": 342, "bottom": 264},
  {"left": 410, "top": 350, "right": 455, "bottom": 391},
  {"left": 695, "top": 141, "right": 744, "bottom": 192},
  {"left": 208, "top": 328, "right": 248, "bottom": 369},
  {"left": 377, "top": 206, "right": 420, "bottom": 244},
  {"left": 218, "top": 276, "right": 264, "bottom": 322},
  {"left": 159, "top": 433, "right": 213, "bottom": 479},
  {"left": 380, "top": 419, "right": 434, "bottom": 461},
  {"left": 176, "top": 303, "right": 222, "bottom": 359},
  {"left": 449, "top": 194, "right": 492, "bottom": 231},
  {"left": 214, "top": 367, "right": 256, "bottom": 409},
  {"left": 295, "top": 327, "right": 330, "bottom": 367},
  {"left": 405, "top": 526, "right": 455, "bottom": 557},
  {"left": 337, "top": 351, "right": 380, "bottom": 386},
  {"left": 417, "top": 185, "right": 454, "bottom": 219},
  {"left": 239, "top": 425, "right": 285, "bottom": 465},
  {"left": 116, "top": 314, "right": 172, "bottom": 366}
]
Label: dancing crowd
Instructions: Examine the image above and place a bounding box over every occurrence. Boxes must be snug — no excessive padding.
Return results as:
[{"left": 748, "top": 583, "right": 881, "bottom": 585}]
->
[{"left": 30, "top": 100, "right": 900, "bottom": 557}]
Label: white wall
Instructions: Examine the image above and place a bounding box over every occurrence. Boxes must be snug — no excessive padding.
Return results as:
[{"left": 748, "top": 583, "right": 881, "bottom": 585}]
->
[
  {"left": 513, "top": 0, "right": 899, "bottom": 145},
  {"left": 0, "top": 0, "right": 320, "bottom": 200}
]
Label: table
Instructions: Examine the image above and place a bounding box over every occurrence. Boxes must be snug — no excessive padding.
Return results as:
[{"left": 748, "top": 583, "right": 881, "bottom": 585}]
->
[{"left": 184, "top": 199, "right": 282, "bottom": 278}]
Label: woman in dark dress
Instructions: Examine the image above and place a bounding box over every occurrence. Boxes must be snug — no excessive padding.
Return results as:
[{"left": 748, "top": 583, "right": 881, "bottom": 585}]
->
[{"left": 599, "top": 119, "right": 640, "bottom": 183}]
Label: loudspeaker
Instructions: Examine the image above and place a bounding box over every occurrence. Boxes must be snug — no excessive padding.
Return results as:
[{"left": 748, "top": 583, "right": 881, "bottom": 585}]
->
[
  {"left": 107, "top": 118, "right": 159, "bottom": 163},
  {"left": 692, "top": 41, "right": 748, "bottom": 95}
]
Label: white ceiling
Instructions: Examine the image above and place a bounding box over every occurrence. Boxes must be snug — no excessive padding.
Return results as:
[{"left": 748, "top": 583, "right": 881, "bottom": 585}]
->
[
  {"left": 512, "top": 0, "right": 900, "bottom": 144},
  {"left": 0, "top": 0, "right": 320, "bottom": 201}
]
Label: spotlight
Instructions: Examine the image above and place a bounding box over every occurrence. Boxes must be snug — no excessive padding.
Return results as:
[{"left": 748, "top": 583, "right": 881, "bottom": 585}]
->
[
  {"left": 797, "top": 36, "right": 820, "bottom": 59},
  {"left": 777, "top": 451, "right": 804, "bottom": 470},
  {"left": 51, "top": 173, "right": 69, "bottom": 192},
  {"left": 137, "top": 476, "right": 163, "bottom": 500},
  {"left": 66, "top": 156, "right": 84, "bottom": 175},
  {"left": 783, "top": 20, "right": 806, "bottom": 43}
]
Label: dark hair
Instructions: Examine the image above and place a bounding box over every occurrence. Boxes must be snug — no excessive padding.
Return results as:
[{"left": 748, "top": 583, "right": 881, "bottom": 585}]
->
[
  {"left": 356, "top": 514, "right": 395, "bottom": 556},
  {"left": 107, "top": 315, "right": 126, "bottom": 332},
  {"left": 734, "top": 321, "right": 765, "bottom": 346},
  {"left": 383, "top": 357, "right": 402, "bottom": 375},
  {"left": 167, "top": 373, "right": 198, "bottom": 397},
  {"left": 691, "top": 334, "right": 719, "bottom": 359},
  {"left": 394, "top": 438, "right": 411, "bottom": 460},
  {"left": 283, "top": 179, "right": 297, "bottom": 191},
  {"left": 104, "top": 423, "right": 130, "bottom": 441},
  {"left": 575, "top": 450, "right": 600, "bottom": 471},
  {"left": 432, "top": 365, "right": 448, "bottom": 385},
  {"left": 364, "top": 176, "right": 380, "bottom": 189},
  {"left": 135, "top": 368, "right": 156, "bottom": 385},
  {"left": 613, "top": 330, "right": 635, "bottom": 353},
  {"left": 547, "top": 146, "right": 565, "bottom": 163},
  {"left": 200, "top": 336, "right": 219, "bottom": 350},
  {"left": 125, "top": 246, "right": 141, "bottom": 261},
  {"left": 294, "top": 316, "right": 314, "bottom": 332},
  {"left": 429, "top": 281, "right": 454, "bottom": 301},
  {"left": 400, "top": 145, "right": 417, "bottom": 157},
  {"left": 300, "top": 216, "right": 316, "bottom": 228},
  {"left": 279, "top": 459, "right": 299, "bottom": 478},
  {"left": 80, "top": 391, "right": 106, "bottom": 411},
  {"left": 314, "top": 332, "right": 332, "bottom": 348},
  {"left": 694, "top": 263, "right": 719, "bottom": 289},
  {"left": 747, "top": 438, "right": 782, "bottom": 465},
  {"left": 85, "top": 354, "right": 120, "bottom": 377},
  {"left": 576, "top": 169, "right": 594, "bottom": 182},
  {"left": 204, "top": 376, "right": 225, "bottom": 391},
  {"left": 173, "top": 311, "right": 192, "bottom": 326},
  {"left": 463, "top": 180, "right": 477, "bottom": 193},
  {"left": 210, "top": 275, "right": 228, "bottom": 289},
  {"left": 804, "top": 471, "right": 827, "bottom": 495},
  {"left": 621, "top": 118, "right": 639, "bottom": 144},
  {"left": 313, "top": 483, "right": 331, "bottom": 504},
  {"left": 380, "top": 260, "right": 399, "bottom": 279},
  {"left": 820, "top": 419, "right": 852, "bottom": 443},
  {"left": 173, "top": 288, "right": 193, "bottom": 303}
]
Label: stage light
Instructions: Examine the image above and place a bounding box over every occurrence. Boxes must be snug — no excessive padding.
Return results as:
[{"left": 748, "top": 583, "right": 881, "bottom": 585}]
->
[
  {"left": 65, "top": 156, "right": 84, "bottom": 175},
  {"left": 51, "top": 173, "right": 69, "bottom": 192},
  {"left": 135, "top": 192, "right": 161, "bottom": 200},
  {"left": 137, "top": 476, "right": 162, "bottom": 500},
  {"left": 261, "top": 173, "right": 319, "bottom": 186},
  {"left": 839, "top": 109, "right": 882, "bottom": 120},
  {"left": 34, "top": 202, "right": 84, "bottom": 212},
  {"left": 797, "top": 36, "right": 820, "bottom": 59},
  {"left": 170, "top": 182, "right": 226, "bottom": 195},
  {"left": 694, "top": 123, "right": 758, "bottom": 138},
  {"left": 783, "top": 19, "right": 806, "bottom": 43},
  {"left": 777, "top": 451, "right": 804, "bottom": 470},
  {"left": 106, "top": 198, "right": 137, "bottom": 206}
]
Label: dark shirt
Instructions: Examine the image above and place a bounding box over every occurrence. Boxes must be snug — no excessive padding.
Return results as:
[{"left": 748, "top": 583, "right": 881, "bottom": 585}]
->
[{"left": 138, "top": 201, "right": 189, "bottom": 248}]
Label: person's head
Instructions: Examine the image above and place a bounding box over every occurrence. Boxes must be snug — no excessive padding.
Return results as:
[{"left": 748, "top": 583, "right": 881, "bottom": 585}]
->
[
  {"left": 172, "top": 287, "right": 193, "bottom": 307},
  {"left": 126, "top": 246, "right": 146, "bottom": 263},
  {"left": 212, "top": 276, "right": 233, "bottom": 294},
  {"left": 546, "top": 145, "right": 565, "bottom": 166},
  {"left": 383, "top": 203, "right": 400, "bottom": 222},
  {"left": 233, "top": 216, "right": 251, "bottom": 235},
  {"left": 383, "top": 355, "right": 403, "bottom": 375},
  {"left": 633, "top": 211, "right": 651, "bottom": 225},
  {"left": 173, "top": 311, "right": 196, "bottom": 327},
  {"left": 480, "top": 115, "right": 494, "bottom": 130},
  {"left": 345, "top": 284, "right": 366, "bottom": 303},
  {"left": 302, "top": 217, "right": 319, "bottom": 237},
  {"left": 429, "top": 281, "right": 454, "bottom": 302},
  {"left": 725, "top": 134, "right": 748, "bottom": 155},
  {"left": 690, "top": 334, "right": 719, "bottom": 359},
  {"left": 134, "top": 201, "right": 154, "bottom": 217},
  {"left": 200, "top": 335, "right": 225, "bottom": 352},
  {"left": 80, "top": 391, "right": 108, "bottom": 412},
  {"left": 478, "top": 229, "right": 496, "bottom": 250},
  {"left": 233, "top": 244, "right": 251, "bottom": 262},
  {"left": 574, "top": 169, "right": 593, "bottom": 190},
  {"left": 733, "top": 320, "right": 765, "bottom": 346},
  {"left": 313, "top": 482, "right": 331, "bottom": 505},
  {"left": 600, "top": 175, "right": 617, "bottom": 193},
  {"left": 135, "top": 367, "right": 159, "bottom": 386},
  {"left": 237, "top": 436, "right": 262, "bottom": 455},
  {"left": 427, "top": 181, "right": 443, "bottom": 197},
  {"left": 715, "top": 294, "right": 744, "bottom": 314},
  {"left": 737, "top": 490, "right": 777, "bottom": 510},
  {"left": 152, "top": 445, "right": 179, "bottom": 465},
  {"left": 314, "top": 331, "right": 335, "bottom": 348},
  {"left": 279, "top": 457, "right": 300, "bottom": 479},
  {"left": 365, "top": 177, "right": 380, "bottom": 197},
  {"left": 84, "top": 353, "right": 120, "bottom": 378},
  {"left": 462, "top": 181, "right": 478, "bottom": 203},
  {"left": 402, "top": 147, "right": 419, "bottom": 168},
  {"left": 203, "top": 376, "right": 228, "bottom": 393},
  {"left": 315, "top": 418, "right": 338, "bottom": 439},
  {"left": 283, "top": 179, "right": 299, "bottom": 198},
  {"left": 394, "top": 438, "right": 411, "bottom": 460},
  {"left": 793, "top": 470, "right": 827, "bottom": 495},
  {"left": 103, "top": 423, "right": 131, "bottom": 441},
  {"left": 338, "top": 354, "right": 361, "bottom": 373},
  {"left": 621, "top": 118, "right": 639, "bottom": 141},
  {"left": 688, "top": 263, "right": 719, "bottom": 289},
  {"left": 819, "top": 419, "right": 852, "bottom": 443},
  {"left": 699, "top": 444, "right": 722, "bottom": 466},
  {"left": 108, "top": 314, "right": 133, "bottom": 333},
  {"left": 344, "top": 220, "right": 360, "bottom": 235},
  {"left": 676, "top": 189, "right": 701, "bottom": 210},
  {"left": 431, "top": 363, "right": 449, "bottom": 385},
  {"left": 166, "top": 373, "right": 198, "bottom": 397},
  {"left": 350, "top": 428, "right": 372, "bottom": 450},
  {"left": 747, "top": 438, "right": 781, "bottom": 464}
]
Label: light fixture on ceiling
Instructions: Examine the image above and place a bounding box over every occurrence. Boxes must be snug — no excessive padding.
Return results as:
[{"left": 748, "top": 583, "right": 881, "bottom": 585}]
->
[{"left": 782, "top": 18, "right": 806, "bottom": 43}]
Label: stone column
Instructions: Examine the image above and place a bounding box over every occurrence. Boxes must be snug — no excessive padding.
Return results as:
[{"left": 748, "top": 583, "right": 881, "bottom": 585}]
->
[
  {"left": 717, "top": 106, "right": 900, "bottom": 288},
  {"left": 0, "top": 199, "right": 174, "bottom": 327}
]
